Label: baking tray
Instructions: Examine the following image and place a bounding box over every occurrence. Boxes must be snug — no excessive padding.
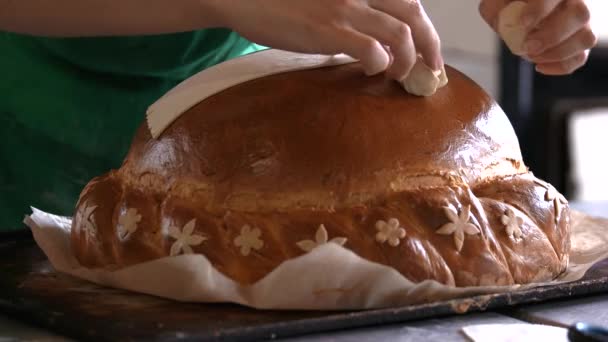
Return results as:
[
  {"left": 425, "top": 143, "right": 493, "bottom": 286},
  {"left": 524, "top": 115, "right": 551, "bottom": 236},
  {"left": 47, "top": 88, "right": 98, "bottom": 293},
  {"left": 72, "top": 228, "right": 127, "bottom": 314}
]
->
[{"left": 1, "top": 230, "right": 607, "bottom": 341}]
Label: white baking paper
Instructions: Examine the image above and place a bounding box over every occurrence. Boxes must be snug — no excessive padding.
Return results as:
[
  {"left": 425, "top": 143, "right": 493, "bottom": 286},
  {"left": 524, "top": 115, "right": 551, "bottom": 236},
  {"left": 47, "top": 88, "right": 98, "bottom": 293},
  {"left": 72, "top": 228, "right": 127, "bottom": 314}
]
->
[
  {"left": 462, "top": 324, "right": 569, "bottom": 342},
  {"left": 23, "top": 209, "right": 608, "bottom": 310}
]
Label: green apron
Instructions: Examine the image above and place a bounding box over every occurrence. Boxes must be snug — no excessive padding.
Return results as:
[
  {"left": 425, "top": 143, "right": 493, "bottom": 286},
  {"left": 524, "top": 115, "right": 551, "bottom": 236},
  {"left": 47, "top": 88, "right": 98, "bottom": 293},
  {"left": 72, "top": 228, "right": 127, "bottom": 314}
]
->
[{"left": 0, "top": 29, "right": 263, "bottom": 231}]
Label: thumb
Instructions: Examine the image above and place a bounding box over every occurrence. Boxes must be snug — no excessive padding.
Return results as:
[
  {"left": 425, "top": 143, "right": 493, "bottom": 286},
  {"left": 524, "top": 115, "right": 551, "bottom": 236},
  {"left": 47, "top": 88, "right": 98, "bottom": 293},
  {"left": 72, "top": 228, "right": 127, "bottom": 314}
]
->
[{"left": 479, "top": 0, "right": 513, "bottom": 31}]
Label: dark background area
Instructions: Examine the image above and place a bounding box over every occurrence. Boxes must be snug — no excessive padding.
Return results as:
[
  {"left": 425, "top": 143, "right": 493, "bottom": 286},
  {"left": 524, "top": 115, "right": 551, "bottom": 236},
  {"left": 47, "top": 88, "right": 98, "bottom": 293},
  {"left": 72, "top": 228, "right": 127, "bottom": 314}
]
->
[{"left": 499, "top": 44, "right": 608, "bottom": 199}]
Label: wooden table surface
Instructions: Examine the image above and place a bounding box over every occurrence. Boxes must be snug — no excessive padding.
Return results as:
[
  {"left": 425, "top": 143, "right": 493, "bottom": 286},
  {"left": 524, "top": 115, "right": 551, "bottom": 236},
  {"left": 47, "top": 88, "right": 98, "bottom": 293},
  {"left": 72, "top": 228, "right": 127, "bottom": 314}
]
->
[{"left": 2, "top": 201, "right": 608, "bottom": 341}]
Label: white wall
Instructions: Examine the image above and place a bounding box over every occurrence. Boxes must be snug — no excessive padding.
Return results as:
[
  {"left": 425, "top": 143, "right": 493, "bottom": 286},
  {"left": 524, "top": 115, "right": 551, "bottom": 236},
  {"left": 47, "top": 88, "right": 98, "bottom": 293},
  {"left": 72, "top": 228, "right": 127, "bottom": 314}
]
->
[
  {"left": 570, "top": 109, "right": 608, "bottom": 200},
  {"left": 424, "top": 0, "right": 498, "bottom": 56},
  {"left": 589, "top": 0, "right": 608, "bottom": 43},
  {"left": 423, "top": 0, "right": 499, "bottom": 97}
]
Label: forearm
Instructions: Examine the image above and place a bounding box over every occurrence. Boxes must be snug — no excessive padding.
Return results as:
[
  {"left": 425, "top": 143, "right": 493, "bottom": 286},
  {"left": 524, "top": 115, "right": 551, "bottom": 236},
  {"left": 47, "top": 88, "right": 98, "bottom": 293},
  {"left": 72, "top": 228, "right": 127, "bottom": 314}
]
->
[
  {"left": 0, "top": 0, "right": 447, "bottom": 85},
  {"left": 0, "top": 0, "right": 225, "bottom": 37}
]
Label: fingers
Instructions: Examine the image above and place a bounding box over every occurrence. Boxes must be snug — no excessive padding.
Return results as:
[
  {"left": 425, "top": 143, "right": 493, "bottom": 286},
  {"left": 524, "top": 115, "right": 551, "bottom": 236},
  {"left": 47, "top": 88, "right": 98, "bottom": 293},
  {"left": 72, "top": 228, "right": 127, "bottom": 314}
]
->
[
  {"left": 334, "top": 27, "right": 392, "bottom": 76},
  {"left": 383, "top": 24, "right": 418, "bottom": 80},
  {"left": 520, "top": 0, "right": 563, "bottom": 29},
  {"left": 485, "top": 0, "right": 595, "bottom": 75},
  {"left": 521, "top": 0, "right": 597, "bottom": 75},
  {"left": 530, "top": 25, "right": 597, "bottom": 63},
  {"left": 370, "top": 0, "right": 443, "bottom": 71},
  {"left": 535, "top": 50, "right": 589, "bottom": 75},
  {"left": 239, "top": 0, "right": 443, "bottom": 82},
  {"left": 524, "top": 0, "right": 592, "bottom": 55},
  {"left": 479, "top": 0, "right": 510, "bottom": 31},
  {"left": 350, "top": 7, "right": 417, "bottom": 80}
]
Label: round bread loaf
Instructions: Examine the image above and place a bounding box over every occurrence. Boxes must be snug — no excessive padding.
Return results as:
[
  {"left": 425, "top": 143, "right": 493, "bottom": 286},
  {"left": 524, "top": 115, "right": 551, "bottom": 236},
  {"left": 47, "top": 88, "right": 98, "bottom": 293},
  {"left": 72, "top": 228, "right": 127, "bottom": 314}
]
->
[{"left": 71, "top": 61, "right": 570, "bottom": 287}]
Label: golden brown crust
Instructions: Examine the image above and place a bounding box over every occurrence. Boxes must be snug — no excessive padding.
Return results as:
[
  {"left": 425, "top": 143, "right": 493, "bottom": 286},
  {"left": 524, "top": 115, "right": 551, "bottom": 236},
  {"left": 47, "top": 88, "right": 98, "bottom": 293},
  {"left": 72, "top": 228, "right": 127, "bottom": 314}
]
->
[
  {"left": 71, "top": 62, "right": 570, "bottom": 286},
  {"left": 119, "top": 63, "right": 527, "bottom": 211}
]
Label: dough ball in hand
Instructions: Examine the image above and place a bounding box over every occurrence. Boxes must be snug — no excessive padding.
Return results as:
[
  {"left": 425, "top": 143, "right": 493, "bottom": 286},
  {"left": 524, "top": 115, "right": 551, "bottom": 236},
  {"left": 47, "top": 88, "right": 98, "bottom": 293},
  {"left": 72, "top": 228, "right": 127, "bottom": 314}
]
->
[
  {"left": 498, "top": 1, "right": 529, "bottom": 56},
  {"left": 400, "top": 57, "right": 448, "bottom": 97}
]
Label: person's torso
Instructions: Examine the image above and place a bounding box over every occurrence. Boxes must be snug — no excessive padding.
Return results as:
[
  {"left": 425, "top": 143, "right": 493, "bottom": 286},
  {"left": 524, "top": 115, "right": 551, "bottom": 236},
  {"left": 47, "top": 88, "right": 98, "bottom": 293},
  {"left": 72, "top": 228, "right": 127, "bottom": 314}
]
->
[{"left": 0, "top": 29, "right": 263, "bottom": 230}]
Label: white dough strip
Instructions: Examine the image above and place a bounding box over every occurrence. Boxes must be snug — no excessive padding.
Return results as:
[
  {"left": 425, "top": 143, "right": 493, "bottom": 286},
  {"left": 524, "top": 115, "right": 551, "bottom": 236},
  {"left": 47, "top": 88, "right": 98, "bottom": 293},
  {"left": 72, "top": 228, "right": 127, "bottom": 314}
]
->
[{"left": 146, "top": 49, "right": 357, "bottom": 139}]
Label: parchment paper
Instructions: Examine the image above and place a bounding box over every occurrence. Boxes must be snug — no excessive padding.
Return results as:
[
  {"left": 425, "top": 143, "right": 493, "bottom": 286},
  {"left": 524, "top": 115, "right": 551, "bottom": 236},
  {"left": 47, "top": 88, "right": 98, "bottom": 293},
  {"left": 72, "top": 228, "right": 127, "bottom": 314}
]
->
[
  {"left": 23, "top": 209, "right": 608, "bottom": 310},
  {"left": 462, "top": 324, "right": 569, "bottom": 342}
]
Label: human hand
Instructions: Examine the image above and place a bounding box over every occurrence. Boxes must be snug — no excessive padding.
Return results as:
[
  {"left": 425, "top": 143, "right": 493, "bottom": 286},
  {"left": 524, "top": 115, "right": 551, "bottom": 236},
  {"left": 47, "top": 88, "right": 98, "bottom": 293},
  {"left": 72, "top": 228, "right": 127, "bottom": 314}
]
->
[
  {"left": 479, "top": 0, "right": 598, "bottom": 75},
  {"left": 213, "top": 0, "right": 443, "bottom": 81}
]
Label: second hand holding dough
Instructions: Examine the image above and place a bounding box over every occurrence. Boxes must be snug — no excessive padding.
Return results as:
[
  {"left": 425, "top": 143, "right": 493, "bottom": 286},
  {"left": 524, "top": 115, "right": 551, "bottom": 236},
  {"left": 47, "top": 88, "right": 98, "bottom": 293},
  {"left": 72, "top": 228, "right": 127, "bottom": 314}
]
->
[{"left": 400, "top": 0, "right": 530, "bottom": 97}]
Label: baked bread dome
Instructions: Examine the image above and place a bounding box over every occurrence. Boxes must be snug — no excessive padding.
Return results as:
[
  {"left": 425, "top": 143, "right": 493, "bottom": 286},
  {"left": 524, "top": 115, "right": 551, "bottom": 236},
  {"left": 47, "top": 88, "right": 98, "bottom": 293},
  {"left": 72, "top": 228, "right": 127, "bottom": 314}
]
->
[{"left": 71, "top": 60, "right": 570, "bottom": 287}]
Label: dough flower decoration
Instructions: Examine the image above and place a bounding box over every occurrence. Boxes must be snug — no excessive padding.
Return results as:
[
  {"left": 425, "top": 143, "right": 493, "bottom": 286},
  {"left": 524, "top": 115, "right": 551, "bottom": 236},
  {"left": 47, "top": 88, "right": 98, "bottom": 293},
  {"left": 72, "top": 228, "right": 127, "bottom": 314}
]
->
[
  {"left": 234, "top": 225, "right": 264, "bottom": 256},
  {"left": 534, "top": 179, "right": 568, "bottom": 223},
  {"left": 501, "top": 208, "right": 524, "bottom": 239},
  {"left": 375, "top": 218, "right": 406, "bottom": 247},
  {"left": 76, "top": 203, "right": 98, "bottom": 241},
  {"left": 117, "top": 208, "right": 141, "bottom": 240},
  {"left": 297, "top": 224, "right": 347, "bottom": 252},
  {"left": 168, "top": 219, "right": 206, "bottom": 256},
  {"left": 436, "top": 205, "right": 480, "bottom": 252}
]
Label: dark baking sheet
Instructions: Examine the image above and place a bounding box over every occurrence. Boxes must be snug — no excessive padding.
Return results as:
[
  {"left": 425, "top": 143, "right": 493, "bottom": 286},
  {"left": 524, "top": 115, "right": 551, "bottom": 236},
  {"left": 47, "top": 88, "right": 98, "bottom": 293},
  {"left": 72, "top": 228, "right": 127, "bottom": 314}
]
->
[{"left": 1, "top": 231, "right": 607, "bottom": 342}]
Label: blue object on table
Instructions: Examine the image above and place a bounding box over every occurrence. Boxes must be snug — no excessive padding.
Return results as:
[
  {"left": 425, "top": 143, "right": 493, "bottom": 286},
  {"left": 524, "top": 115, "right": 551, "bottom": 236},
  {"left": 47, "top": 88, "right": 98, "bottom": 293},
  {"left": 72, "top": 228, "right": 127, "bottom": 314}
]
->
[{"left": 569, "top": 322, "right": 608, "bottom": 342}]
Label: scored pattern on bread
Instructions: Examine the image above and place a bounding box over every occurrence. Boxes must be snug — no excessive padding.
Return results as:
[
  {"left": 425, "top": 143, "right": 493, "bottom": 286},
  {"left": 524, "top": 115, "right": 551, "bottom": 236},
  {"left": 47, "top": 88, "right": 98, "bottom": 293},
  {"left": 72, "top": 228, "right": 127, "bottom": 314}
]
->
[{"left": 70, "top": 63, "right": 570, "bottom": 287}]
